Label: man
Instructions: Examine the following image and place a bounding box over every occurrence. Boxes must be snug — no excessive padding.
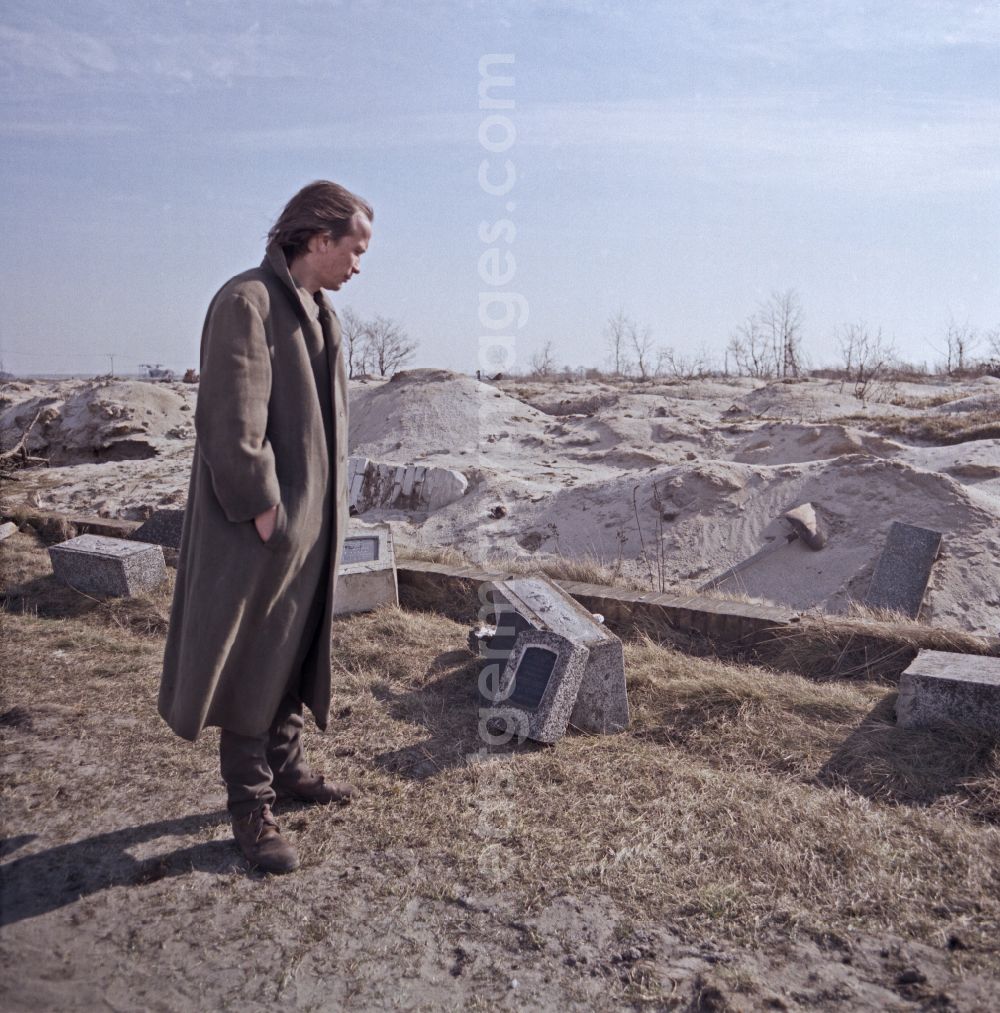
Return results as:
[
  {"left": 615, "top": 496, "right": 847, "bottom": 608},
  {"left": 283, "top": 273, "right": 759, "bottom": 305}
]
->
[{"left": 160, "top": 181, "right": 372, "bottom": 874}]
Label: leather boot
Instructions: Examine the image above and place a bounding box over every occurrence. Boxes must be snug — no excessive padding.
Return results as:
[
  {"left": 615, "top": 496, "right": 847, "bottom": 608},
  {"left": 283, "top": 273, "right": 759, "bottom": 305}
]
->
[
  {"left": 273, "top": 770, "right": 356, "bottom": 806},
  {"left": 231, "top": 804, "right": 299, "bottom": 873}
]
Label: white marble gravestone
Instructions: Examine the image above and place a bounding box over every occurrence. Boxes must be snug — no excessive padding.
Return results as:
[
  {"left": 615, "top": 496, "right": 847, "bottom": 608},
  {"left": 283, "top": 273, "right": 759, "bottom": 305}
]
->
[
  {"left": 478, "top": 574, "right": 629, "bottom": 743},
  {"left": 48, "top": 534, "right": 166, "bottom": 597},
  {"left": 333, "top": 519, "right": 398, "bottom": 616}
]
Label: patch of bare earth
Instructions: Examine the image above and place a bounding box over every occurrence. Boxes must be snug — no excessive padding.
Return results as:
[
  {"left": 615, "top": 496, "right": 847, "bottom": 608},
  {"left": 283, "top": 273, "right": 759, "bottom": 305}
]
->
[{"left": 1, "top": 531, "right": 998, "bottom": 1010}]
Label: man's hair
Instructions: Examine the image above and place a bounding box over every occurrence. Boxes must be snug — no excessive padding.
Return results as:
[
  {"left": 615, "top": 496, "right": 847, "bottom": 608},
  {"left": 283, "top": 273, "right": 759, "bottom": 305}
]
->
[{"left": 268, "top": 180, "right": 374, "bottom": 261}]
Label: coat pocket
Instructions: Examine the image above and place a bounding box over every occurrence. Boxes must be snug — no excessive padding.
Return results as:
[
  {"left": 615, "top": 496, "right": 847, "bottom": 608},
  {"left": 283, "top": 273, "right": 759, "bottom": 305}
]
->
[{"left": 260, "top": 485, "right": 290, "bottom": 551}]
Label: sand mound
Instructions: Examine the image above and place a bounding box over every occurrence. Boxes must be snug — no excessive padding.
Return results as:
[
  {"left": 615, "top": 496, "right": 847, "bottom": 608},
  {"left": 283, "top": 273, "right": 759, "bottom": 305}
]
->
[
  {"left": 734, "top": 423, "right": 903, "bottom": 464},
  {"left": 5, "top": 371, "right": 999, "bottom": 636},
  {"left": 349, "top": 372, "right": 549, "bottom": 463},
  {"left": 1, "top": 380, "right": 194, "bottom": 465}
]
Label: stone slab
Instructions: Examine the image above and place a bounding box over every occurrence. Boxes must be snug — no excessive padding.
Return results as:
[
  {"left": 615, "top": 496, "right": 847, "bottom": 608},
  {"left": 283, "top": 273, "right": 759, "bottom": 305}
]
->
[
  {"left": 897, "top": 650, "right": 1000, "bottom": 736},
  {"left": 478, "top": 574, "right": 629, "bottom": 740},
  {"left": 487, "top": 628, "right": 590, "bottom": 744},
  {"left": 864, "top": 521, "right": 942, "bottom": 618},
  {"left": 48, "top": 534, "right": 166, "bottom": 597},
  {"left": 131, "top": 508, "right": 186, "bottom": 549},
  {"left": 334, "top": 519, "right": 398, "bottom": 616}
]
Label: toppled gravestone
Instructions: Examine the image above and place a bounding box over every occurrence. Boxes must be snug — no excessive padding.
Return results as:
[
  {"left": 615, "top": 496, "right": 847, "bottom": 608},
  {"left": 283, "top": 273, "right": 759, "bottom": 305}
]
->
[
  {"left": 131, "top": 508, "right": 185, "bottom": 549},
  {"left": 896, "top": 650, "right": 1000, "bottom": 736},
  {"left": 475, "top": 574, "right": 629, "bottom": 744},
  {"left": 49, "top": 534, "right": 166, "bottom": 597},
  {"left": 864, "top": 520, "right": 943, "bottom": 619},
  {"left": 348, "top": 456, "right": 467, "bottom": 514},
  {"left": 333, "top": 519, "right": 398, "bottom": 616}
]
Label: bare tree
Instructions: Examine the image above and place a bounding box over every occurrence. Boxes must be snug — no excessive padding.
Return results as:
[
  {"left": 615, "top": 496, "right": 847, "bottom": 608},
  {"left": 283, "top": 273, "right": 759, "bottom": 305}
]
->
[
  {"left": 362, "top": 315, "right": 417, "bottom": 377},
  {"left": 656, "top": 345, "right": 712, "bottom": 380},
  {"left": 727, "top": 313, "right": 776, "bottom": 378},
  {"left": 761, "top": 289, "right": 804, "bottom": 377},
  {"left": 943, "top": 319, "right": 978, "bottom": 374},
  {"left": 838, "top": 322, "right": 896, "bottom": 400},
  {"left": 604, "top": 309, "right": 633, "bottom": 376},
  {"left": 340, "top": 306, "right": 368, "bottom": 378},
  {"left": 629, "top": 322, "right": 656, "bottom": 380},
  {"left": 985, "top": 326, "right": 1000, "bottom": 360},
  {"left": 529, "top": 339, "right": 557, "bottom": 377}
]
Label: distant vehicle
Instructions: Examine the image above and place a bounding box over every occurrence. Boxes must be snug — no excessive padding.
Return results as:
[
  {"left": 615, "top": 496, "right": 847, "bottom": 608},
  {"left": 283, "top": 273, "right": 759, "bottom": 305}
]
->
[{"left": 140, "top": 363, "right": 175, "bottom": 382}]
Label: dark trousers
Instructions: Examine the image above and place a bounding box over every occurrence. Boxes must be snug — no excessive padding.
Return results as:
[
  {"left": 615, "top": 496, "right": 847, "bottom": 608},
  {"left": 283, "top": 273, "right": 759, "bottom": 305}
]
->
[{"left": 219, "top": 691, "right": 306, "bottom": 818}]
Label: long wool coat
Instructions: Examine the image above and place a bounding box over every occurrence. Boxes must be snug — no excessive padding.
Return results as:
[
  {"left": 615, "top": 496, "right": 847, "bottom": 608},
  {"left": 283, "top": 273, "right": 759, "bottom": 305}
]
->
[{"left": 159, "top": 243, "right": 349, "bottom": 741}]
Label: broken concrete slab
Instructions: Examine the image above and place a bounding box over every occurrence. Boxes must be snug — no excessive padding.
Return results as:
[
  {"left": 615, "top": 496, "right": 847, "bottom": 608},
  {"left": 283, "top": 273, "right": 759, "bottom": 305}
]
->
[
  {"left": 864, "top": 521, "right": 943, "bottom": 618},
  {"left": 478, "top": 574, "right": 629, "bottom": 741},
  {"left": 48, "top": 534, "right": 166, "bottom": 597},
  {"left": 896, "top": 649, "right": 1000, "bottom": 736},
  {"left": 348, "top": 455, "right": 467, "bottom": 514},
  {"left": 333, "top": 519, "right": 398, "bottom": 616}
]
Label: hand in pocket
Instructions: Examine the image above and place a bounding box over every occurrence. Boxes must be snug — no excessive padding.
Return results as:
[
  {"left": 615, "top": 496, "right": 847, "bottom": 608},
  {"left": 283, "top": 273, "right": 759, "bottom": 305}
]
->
[{"left": 254, "top": 504, "right": 278, "bottom": 543}]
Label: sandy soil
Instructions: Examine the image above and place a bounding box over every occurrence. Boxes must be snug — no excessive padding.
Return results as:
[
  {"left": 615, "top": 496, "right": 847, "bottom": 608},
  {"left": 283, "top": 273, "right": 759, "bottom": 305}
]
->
[{"left": 2, "top": 371, "right": 998, "bottom": 635}]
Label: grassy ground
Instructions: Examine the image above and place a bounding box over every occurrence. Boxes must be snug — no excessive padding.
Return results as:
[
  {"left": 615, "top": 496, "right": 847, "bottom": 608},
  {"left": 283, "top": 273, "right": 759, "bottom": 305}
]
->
[
  {"left": 830, "top": 410, "right": 1000, "bottom": 446},
  {"left": 2, "top": 529, "right": 999, "bottom": 1010}
]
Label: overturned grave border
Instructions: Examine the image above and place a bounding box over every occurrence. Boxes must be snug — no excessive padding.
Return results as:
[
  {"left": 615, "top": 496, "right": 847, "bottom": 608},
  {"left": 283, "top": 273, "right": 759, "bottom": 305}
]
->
[
  {"left": 5, "top": 511, "right": 999, "bottom": 680},
  {"left": 394, "top": 560, "right": 1000, "bottom": 681}
]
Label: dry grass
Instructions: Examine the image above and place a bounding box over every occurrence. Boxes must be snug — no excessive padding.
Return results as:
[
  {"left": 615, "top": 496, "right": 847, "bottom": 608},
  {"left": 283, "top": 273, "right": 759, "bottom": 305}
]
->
[
  {"left": 1, "top": 527, "right": 172, "bottom": 636},
  {"left": 762, "top": 609, "right": 998, "bottom": 682},
  {"left": 832, "top": 409, "right": 1000, "bottom": 445},
  {"left": 308, "top": 613, "right": 1000, "bottom": 958},
  {"left": 2, "top": 528, "right": 999, "bottom": 1003},
  {"left": 399, "top": 543, "right": 648, "bottom": 590},
  {"left": 3, "top": 529, "right": 998, "bottom": 975}
]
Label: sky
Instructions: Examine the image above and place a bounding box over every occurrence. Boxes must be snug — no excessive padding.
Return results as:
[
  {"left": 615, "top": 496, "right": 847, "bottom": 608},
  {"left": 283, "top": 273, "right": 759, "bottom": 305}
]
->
[{"left": 1, "top": 0, "right": 998, "bottom": 377}]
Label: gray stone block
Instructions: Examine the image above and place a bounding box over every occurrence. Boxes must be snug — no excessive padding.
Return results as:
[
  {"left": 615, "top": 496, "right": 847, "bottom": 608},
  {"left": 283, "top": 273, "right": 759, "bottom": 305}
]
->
[
  {"left": 864, "top": 520, "right": 943, "bottom": 618},
  {"left": 897, "top": 650, "right": 1000, "bottom": 736},
  {"left": 131, "top": 508, "right": 186, "bottom": 548},
  {"left": 48, "top": 534, "right": 166, "bottom": 597},
  {"left": 334, "top": 520, "right": 398, "bottom": 616},
  {"left": 479, "top": 574, "right": 629, "bottom": 742}
]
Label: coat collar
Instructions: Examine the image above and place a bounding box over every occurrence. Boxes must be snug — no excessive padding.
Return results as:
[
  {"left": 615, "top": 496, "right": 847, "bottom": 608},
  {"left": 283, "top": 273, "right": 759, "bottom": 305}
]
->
[{"left": 262, "top": 242, "right": 332, "bottom": 323}]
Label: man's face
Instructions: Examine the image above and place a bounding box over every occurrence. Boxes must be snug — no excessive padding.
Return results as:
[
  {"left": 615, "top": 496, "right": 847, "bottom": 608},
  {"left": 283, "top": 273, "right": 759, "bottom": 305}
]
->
[{"left": 316, "top": 214, "right": 372, "bottom": 291}]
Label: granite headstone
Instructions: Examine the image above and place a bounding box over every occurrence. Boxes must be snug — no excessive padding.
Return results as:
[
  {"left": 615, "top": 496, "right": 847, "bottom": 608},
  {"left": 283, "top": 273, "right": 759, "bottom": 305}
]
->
[
  {"left": 478, "top": 574, "right": 629, "bottom": 742},
  {"left": 486, "top": 628, "right": 590, "bottom": 744},
  {"left": 333, "top": 519, "right": 398, "bottom": 616},
  {"left": 864, "top": 521, "right": 943, "bottom": 618},
  {"left": 131, "top": 509, "right": 186, "bottom": 549},
  {"left": 49, "top": 534, "right": 166, "bottom": 597},
  {"left": 897, "top": 649, "right": 1000, "bottom": 736}
]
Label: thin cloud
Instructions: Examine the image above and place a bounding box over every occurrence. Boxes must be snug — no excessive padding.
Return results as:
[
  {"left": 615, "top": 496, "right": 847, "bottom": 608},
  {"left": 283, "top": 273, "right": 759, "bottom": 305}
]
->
[
  {"left": 513, "top": 95, "right": 1000, "bottom": 195},
  {"left": 0, "top": 23, "right": 117, "bottom": 77}
]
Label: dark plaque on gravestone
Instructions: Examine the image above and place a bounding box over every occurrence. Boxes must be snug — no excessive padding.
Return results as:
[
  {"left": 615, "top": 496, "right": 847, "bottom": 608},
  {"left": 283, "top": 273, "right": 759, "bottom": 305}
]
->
[
  {"left": 864, "top": 520, "right": 943, "bottom": 618},
  {"left": 508, "top": 646, "right": 558, "bottom": 711},
  {"left": 342, "top": 535, "right": 380, "bottom": 565},
  {"left": 132, "top": 509, "right": 186, "bottom": 549}
]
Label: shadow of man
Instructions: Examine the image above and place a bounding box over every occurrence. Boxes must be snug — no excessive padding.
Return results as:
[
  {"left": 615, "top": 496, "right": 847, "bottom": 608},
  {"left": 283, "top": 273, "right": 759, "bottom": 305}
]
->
[
  {"left": 0, "top": 810, "right": 235, "bottom": 927},
  {"left": 370, "top": 648, "right": 544, "bottom": 782}
]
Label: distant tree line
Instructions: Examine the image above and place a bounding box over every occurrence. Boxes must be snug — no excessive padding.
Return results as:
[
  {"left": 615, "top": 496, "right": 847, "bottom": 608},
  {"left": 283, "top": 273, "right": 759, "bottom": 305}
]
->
[{"left": 520, "top": 290, "right": 999, "bottom": 391}]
